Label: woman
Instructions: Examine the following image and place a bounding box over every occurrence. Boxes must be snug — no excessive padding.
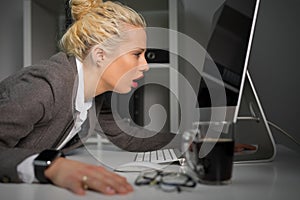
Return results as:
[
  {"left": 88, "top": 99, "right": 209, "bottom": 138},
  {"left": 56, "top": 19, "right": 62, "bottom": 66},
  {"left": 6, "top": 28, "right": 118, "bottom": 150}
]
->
[{"left": 0, "top": 0, "right": 153, "bottom": 195}]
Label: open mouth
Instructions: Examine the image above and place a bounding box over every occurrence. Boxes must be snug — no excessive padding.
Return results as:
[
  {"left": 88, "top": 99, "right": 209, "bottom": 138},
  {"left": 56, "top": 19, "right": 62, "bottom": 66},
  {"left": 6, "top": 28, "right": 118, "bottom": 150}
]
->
[{"left": 132, "top": 75, "right": 144, "bottom": 88}]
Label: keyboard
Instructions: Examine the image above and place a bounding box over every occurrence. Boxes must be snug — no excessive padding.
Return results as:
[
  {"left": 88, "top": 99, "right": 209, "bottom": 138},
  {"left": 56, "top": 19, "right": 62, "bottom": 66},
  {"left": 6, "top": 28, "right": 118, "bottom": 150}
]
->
[{"left": 134, "top": 149, "right": 179, "bottom": 164}]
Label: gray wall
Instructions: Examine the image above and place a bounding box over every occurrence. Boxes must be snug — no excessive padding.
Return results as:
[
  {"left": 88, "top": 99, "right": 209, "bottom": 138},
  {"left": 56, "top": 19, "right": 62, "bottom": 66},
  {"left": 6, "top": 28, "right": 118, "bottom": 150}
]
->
[
  {"left": 182, "top": 0, "right": 300, "bottom": 152},
  {"left": 0, "top": 0, "right": 23, "bottom": 81},
  {"left": 0, "top": 0, "right": 59, "bottom": 81},
  {"left": 31, "top": 1, "right": 58, "bottom": 64},
  {"left": 248, "top": 0, "right": 300, "bottom": 152}
]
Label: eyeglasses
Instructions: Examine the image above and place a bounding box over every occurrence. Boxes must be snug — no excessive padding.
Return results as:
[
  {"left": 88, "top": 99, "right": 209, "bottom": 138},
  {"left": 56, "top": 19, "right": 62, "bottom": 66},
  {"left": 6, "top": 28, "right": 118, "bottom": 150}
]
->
[{"left": 134, "top": 170, "right": 197, "bottom": 192}]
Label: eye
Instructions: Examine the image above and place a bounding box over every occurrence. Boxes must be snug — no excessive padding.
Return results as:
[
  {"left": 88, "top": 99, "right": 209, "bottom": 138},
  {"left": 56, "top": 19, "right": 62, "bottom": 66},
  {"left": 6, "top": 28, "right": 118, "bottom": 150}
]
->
[{"left": 134, "top": 52, "right": 142, "bottom": 57}]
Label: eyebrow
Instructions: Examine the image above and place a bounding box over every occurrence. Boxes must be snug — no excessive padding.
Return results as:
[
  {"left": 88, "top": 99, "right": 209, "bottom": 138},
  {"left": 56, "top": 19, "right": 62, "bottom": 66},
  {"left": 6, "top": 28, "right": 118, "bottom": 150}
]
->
[{"left": 132, "top": 48, "right": 146, "bottom": 52}]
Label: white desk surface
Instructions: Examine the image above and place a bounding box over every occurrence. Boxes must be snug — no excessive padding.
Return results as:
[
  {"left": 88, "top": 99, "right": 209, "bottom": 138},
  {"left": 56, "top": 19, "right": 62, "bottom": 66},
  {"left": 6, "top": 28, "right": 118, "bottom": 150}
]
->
[{"left": 1, "top": 144, "right": 300, "bottom": 200}]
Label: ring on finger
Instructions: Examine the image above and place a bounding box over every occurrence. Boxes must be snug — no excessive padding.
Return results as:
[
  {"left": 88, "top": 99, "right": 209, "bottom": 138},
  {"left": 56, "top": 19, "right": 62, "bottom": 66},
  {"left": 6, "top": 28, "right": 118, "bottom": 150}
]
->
[{"left": 82, "top": 175, "right": 88, "bottom": 190}]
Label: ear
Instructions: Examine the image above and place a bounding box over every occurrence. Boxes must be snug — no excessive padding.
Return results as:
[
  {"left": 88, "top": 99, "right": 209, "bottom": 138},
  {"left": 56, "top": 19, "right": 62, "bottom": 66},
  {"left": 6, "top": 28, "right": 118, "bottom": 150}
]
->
[{"left": 91, "top": 45, "right": 105, "bottom": 66}]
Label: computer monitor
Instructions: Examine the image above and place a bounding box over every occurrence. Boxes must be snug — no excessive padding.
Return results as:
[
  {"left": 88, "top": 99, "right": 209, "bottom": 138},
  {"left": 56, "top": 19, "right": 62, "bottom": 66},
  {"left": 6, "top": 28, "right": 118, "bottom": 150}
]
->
[
  {"left": 196, "top": 0, "right": 276, "bottom": 162},
  {"left": 197, "top": 0, "right": 258, "bottom": 122}
]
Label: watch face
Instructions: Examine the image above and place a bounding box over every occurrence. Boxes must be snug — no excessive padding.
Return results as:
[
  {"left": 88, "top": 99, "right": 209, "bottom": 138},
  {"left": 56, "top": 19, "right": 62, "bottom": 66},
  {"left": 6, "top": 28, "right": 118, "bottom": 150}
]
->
[{"left": 34, "top": 150, "right": 62, "bottom": 166}]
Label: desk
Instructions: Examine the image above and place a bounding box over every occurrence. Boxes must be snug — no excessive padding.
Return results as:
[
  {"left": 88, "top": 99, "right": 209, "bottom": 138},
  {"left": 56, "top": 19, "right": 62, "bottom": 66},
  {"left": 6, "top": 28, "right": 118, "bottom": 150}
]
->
[{"left": 1, "top": 144, "right": 300, "bottom": 200}]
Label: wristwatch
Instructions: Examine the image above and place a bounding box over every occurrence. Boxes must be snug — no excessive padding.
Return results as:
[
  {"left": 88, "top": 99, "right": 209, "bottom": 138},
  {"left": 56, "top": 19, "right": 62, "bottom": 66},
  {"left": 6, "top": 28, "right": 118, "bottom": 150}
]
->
[{"left": 33, "top": 149, "right": 65, "bottom": 183}]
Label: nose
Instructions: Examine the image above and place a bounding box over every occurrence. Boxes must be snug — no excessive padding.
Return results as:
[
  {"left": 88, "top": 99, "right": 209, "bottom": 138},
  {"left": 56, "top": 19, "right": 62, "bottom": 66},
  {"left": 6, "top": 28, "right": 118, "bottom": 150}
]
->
[{"left": 139, "top": 56, "right": 149, "bottom": 72}]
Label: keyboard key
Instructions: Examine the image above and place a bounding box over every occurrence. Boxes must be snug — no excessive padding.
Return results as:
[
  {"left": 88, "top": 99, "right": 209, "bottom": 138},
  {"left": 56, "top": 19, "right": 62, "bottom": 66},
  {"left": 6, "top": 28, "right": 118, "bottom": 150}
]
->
[
  {"left": 135, "top": 152, "right": 144, "bottom": 162},
  {"left": 169, "top": 149, "right": 178, "bottom": 160},
  {"left": 163, "top": 149, "right": 172, "bottom": 161},
  {"left": 150, "top": 151, "right": 157, "bottom": 162},
  {"left": 157, "top": 150, "right": 164, "bottom": 161},
  {"left": 144, "top": 152, "right": 150, "bottom": 162},
  {"left": 134, "top": 149, "right": 179, "bottom": 164}
]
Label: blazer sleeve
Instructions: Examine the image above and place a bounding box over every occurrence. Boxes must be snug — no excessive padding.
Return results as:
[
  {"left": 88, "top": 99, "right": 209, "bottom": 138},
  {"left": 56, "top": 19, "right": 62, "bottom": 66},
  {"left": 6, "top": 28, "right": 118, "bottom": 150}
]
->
[
  {"left": 95, "top": 95, "right": 182, "bottom": 152},
  {"left": 0, "top": 72, "right": 54, "bottom": 183}
]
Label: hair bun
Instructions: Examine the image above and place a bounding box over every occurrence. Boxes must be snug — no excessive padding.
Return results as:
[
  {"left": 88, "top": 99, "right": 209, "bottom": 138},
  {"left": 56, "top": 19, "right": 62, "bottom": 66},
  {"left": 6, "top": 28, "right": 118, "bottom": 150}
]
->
[{"left": 70, "top": 0, "right": 103, "bottom": 21}]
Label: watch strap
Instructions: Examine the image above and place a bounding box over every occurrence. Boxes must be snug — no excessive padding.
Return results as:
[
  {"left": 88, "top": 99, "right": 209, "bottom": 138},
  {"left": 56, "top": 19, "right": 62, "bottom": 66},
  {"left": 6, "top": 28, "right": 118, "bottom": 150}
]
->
[
  {"left": 34, "top": 149, "right": 64, "bottom": 184},
  {"left": 34, "top": 164, "right": 52, "bottom": 183}
]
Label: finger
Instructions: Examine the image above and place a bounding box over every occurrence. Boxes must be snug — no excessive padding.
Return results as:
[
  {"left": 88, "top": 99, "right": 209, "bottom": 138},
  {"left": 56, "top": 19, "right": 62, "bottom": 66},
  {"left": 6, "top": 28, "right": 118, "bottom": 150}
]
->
[
  {"left": 242, "top": 144, "right": 257, "bottom": 150},
  {"left": 64, "top": 176, "right": 86, "bottom": 196},
  {"left": 235, "top": 143, "right": 256, "bottom": 150},
  {"left": 87, "top": 167, "right": 133, "bottom": 194},
  {"left": 83, "top": 176, "right": 119, "bottom": 195},
  {"left": 102, "top": 175, "right": 133, "bottom": 194},
  {"left": 70, "top": 184, "right": 86, "bottom": 196},
  {"left": 234, "top": 146, "right": 244, "bottom": 152},
  {"left": 95, "top": 166, "right": 133, "bottom": 192}
]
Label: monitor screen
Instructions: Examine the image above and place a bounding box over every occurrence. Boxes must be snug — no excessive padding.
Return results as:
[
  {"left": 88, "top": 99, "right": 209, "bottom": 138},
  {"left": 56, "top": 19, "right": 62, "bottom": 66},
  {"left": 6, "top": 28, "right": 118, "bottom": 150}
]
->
[{"left": 197, "top": 0, "right": 257, "bottom": 108}]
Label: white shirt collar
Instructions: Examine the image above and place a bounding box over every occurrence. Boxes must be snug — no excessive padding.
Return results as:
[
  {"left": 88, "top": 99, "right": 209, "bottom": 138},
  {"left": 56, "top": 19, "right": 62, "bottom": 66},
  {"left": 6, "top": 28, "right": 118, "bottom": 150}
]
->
[{"left": 75, "top": 58, "right": 92, "bottom": 117}]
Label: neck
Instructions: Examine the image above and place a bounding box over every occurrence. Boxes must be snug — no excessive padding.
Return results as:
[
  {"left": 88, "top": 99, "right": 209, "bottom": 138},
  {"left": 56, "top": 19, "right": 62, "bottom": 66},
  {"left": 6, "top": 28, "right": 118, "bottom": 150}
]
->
[{"left": 81, "top": 60, "right": 109, "bottom": 101}]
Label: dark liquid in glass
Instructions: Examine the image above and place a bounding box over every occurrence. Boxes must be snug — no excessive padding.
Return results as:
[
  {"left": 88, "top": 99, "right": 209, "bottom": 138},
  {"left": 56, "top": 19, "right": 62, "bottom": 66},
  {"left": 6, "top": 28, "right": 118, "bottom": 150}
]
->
[{"left": 191, "top": 139, "right": 234, "bottom": 183}]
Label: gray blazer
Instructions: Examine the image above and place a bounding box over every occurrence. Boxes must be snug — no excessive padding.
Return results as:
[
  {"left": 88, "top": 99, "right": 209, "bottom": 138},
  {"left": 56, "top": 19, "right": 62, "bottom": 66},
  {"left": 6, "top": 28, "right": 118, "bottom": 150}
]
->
[
  {"left": 0, "top": 52, "right": 180, "bottom": 183},
  {"left": 0, "top": 53, "right": 81, "bottom": 182}
]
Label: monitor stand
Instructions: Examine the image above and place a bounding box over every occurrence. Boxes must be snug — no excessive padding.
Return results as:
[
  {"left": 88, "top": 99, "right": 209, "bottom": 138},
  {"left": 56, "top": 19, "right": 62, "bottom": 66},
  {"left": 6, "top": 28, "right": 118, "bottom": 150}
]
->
[{"left": 234, "top": 71, "right": 276, "bottom": 163}]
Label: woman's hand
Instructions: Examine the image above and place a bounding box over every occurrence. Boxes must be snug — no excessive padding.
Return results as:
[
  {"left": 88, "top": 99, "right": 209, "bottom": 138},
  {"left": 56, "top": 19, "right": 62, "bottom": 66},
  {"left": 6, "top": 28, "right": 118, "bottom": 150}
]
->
[
  {"left": 44, "top": 157, "right": 133, "bottom": 195},
  {"left": 234, "top": 143, "right": 257, "bottom": 152}
]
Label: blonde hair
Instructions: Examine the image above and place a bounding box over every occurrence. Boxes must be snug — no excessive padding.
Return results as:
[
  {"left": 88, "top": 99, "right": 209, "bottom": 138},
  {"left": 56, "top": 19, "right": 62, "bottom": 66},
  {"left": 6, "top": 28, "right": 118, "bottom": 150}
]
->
[{"left": 59, "top": 0, "right": 146, "bottom": 61}]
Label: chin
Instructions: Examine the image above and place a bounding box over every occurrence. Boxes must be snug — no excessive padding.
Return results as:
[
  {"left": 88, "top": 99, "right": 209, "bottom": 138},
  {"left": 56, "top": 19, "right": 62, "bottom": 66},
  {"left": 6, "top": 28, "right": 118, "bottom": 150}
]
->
[{"left": 115, "top": 87, "right": 132, "bottom": 94}]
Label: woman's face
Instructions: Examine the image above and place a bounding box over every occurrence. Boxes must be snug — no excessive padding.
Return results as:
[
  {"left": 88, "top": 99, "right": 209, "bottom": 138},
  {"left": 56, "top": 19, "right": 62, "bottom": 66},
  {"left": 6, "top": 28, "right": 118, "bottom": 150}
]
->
[{"left": 99, "top": 28, "right": 149, "bottom": 94}]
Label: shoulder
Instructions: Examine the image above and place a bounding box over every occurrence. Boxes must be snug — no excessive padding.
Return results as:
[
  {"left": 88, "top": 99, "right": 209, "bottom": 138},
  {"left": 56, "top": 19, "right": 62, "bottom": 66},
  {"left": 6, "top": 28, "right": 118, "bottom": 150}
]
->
[
  {"left": 25, "top": 52, "right": 77, "bottom": 92},
  {"left": 33, "top": 52, "right": 77, "bottom": 82},
  {"left": 2, "top": 52, "right": 77, "bottom": 84},
  {"left": 0, "top": 52, "right": 78, "bottom": 113},
  {"left": 31, "top": 52, "right": 78, "bottom": 105}
]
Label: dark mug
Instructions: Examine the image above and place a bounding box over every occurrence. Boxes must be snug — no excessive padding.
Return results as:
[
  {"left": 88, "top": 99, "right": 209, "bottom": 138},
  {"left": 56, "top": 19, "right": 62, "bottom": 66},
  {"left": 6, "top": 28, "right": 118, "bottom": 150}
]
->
[{"left": 182, "top": 121, "right": 235, "bottom": 185}]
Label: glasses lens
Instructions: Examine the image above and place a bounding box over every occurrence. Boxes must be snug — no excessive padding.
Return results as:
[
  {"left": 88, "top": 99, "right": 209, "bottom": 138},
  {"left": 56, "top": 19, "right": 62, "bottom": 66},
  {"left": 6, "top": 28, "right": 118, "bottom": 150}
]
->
[
  {"left": 135, "top": 175, "right": 150, "bottom": 185},
  {"left": 162, "top": 173, "right": 188, "bottom": 185},
  {"left": 135, "top": 170, "right": 159, "bottom": 185},
  {"left": 143, "top": 170, "right": 159, "bottom": 179},
  {"left": 160, "top": 183, "right": 178, "bottom": 192}
]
